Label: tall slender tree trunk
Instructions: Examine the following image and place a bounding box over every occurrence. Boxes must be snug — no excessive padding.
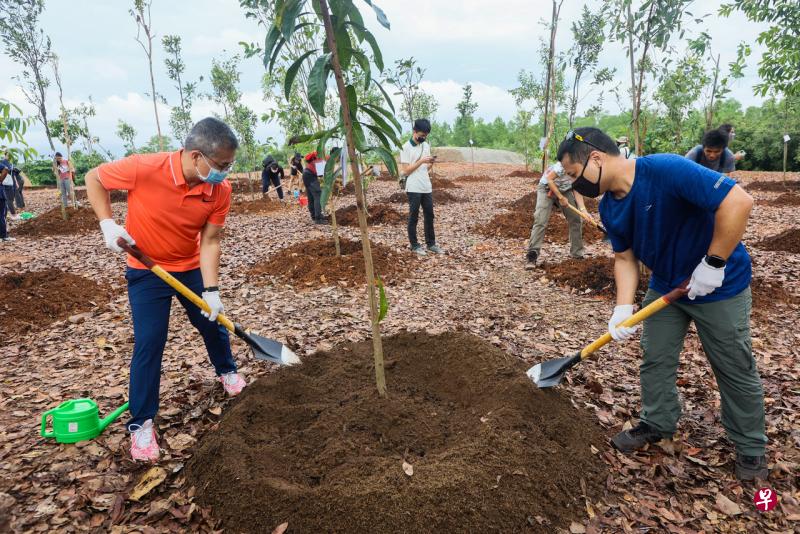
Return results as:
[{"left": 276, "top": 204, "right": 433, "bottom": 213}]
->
[
  {"left": 148, "top": 53, "right": 164, "bottom": 151},
  {"left": 706, "top": 54, "right": 720, "bottom": 130},
  {"left": 626, "top": 2, "right": 638, "bottom": 155},
  {"left": 540, "top": 0, "right": 562, "bottom": 172},
  {"left": 632, "top": 3, "right": 655, "bottom": 156},
  {"left": 319, "top": 0, "right": 386, "bottom": 397}
]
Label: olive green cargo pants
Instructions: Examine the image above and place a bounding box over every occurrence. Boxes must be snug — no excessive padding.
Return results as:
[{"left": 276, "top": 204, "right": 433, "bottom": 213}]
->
[{"left": 639, "top": 286, "right": 767, "bottom": 456}]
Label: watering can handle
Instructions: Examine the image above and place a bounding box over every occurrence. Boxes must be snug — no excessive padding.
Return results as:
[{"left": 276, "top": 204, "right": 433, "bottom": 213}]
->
[{"left": 40, "top": 409, "right": 56, "bottom": 438}]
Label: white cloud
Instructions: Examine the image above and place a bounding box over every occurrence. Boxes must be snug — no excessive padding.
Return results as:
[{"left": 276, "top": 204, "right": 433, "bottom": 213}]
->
[{"left": 421, "top": 80, "right": 516, "bottom": 123}]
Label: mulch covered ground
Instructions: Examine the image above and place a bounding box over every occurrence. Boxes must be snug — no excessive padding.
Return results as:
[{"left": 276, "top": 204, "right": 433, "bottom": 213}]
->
[
  {"left": 14, "top": 207, "right": 100, "bottom": 237},
  {"left": 762, "top": 192, "right": 800, "bottom": 207},
  {"left": 334, "top": 203, "right": 404, "bottom": 227},
  {"left": 430, "top": 176, "right": 461, "bottom": 189},
  {"left": 745, "top": 180, "right": 800, "bottom": 192},
  {"left": 74, "top": 189, "right": 128, "bottom": 203},
  {"left": 187, "top": 331, "right": 606, "bottom": 534},
  {"left": 454, "top": 174, "right": 493, "bottom": 183},
  {"left": 542, "top": 257, "right": 650, "bottom": 300},
  {"left": 248, "top": 237, "right": 416, "bottom": 288},
  {"left": 0, "top": 269, "right": 110, "bottom": 337},
  {"left": 755, "top": 228, "right": 800, "bottom": 254},
  {"left": 230, "top": 198, "right": 289, "bottom": 215}
]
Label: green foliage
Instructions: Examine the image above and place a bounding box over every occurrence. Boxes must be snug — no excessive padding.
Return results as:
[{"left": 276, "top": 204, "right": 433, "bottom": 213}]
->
[
  {"left": 19, "top": 158, "right": 53, "bottom": 185},
  {"left": 163, "top": 34, "right": 200, "bottom": 143},
  {"left": 0, "top": 98, "right": 37, "bottom": 162},
  {"left": 138, "top": 134, "right": 176, "bottom": 154},
  {"left": 654, "top": 53, "right": 708, "bottom": 151},
  {"left": 70, "top": 150, "right": 108, "bottom": 184},
  {"left": 453, "top": 84, "right": 478, "bottom": 147},
  {"left": 116, "top": 120, "right": 138, "bottom": 155},
  {"left": 720, "top": 0, "right": 800, "bottom": 96},
  {"left": 385, "top": 57, "right": 439, "bottom": 126},
  {"left": 567, "top": 4, "right": 610, "bottom": 126}
]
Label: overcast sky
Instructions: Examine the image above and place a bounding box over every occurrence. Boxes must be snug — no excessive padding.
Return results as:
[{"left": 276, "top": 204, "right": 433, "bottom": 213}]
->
[{"left": 0, "top": 0, "right": 770, "bottom": 158}]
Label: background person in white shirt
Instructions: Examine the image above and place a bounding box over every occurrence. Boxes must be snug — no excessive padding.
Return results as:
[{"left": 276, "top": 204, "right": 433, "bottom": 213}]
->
[{"left": 400, "top": 118, "right": 443, "bottom": 256}]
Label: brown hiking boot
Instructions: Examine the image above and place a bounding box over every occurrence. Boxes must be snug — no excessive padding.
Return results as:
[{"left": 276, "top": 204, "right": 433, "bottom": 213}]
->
[{"left": 611, "top": 422, "right": 665, "bottom": 452}]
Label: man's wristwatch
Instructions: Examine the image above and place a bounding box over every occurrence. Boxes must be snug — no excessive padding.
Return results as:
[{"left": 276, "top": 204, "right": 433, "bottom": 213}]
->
[
  {"left": 204, "top": 286, "right": 219, "bottom": 293},
  {"left": 704, "top": 255, "right": 726, "bottom": 268}
]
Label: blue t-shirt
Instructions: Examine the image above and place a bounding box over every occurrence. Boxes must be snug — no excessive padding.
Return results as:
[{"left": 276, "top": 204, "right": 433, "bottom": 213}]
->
[{"left": 599, "top": 154, "right": 751, "bottom": 303}]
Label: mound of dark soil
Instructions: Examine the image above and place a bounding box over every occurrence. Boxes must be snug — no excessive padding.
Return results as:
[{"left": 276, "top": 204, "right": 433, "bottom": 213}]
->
[
  {"left": 763, "top": 192, "right": 800, "bottom": 207},
  {"left": 0, "top": 269, "right": 110, "bottom": 337},
  {"left": 334, "top": 203, "right": 404, "bottom": 226},
  {"left": 542, "top": 256, "right": 649, "bottom": 299},
  {"left": 386, "top": 190, "right": 463, "bottom": 204},
  {"left": 430, "top": 176, "right": 461, "bottom": 189},
  {"left": 475, "top": 206, "right": 606, "bottom": 243},
  {"left": 506, "top": 169, "right": 542, "bottom": 179},
  {"left": 455, "top": 174, "right": 492, "bottom": 183},
  {"left": 376, "top": 171, "right": 395, "bottom": 182},
  {"left": 230, "top": 178, "right": 262, "bottom": 195},
  {"left": 755, "top": 228, "right": 800, "bottom": 253},
  {"left": 751, "top": 277, "right": 798, "bottom": 319},
  {"left": 187, "top": 331, "right": 606, "bottom": 534},
  {"left": 745, "top": 180, "right": 800, "bottom": 192},
  {"left": 74, "top": 189, "right": 128, "bottom": 203},
  {"left": 249, "top": 238, "right": 414, "bottom": 287},
  {"left": 231, "top": 198, "right": 288, "bottom": 215},
  {"left": 15, "top": 207, "right": 99, "bottom": 237}
]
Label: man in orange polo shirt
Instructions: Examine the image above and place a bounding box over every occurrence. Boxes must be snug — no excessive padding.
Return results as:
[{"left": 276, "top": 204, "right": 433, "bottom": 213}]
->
[{"left": 85, "top": 117, "right": 245, "bottom": 462}]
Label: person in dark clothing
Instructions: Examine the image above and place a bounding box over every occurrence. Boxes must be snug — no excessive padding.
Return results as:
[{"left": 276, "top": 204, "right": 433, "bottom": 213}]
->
[
  {"left": 302, "top": 152, "right": 326, "bottom": 224},
  {"left": 0, "top": 163, "right": 12, "bottom": 241},
  {"left": 12, "top": 168, "right": 24, "bottom": 208},
  {"left": 0, "top": 153, "right": 16, "bottom": 217},
  {"left": 261, "top": 155, "right": 285, "bottom": 200}
]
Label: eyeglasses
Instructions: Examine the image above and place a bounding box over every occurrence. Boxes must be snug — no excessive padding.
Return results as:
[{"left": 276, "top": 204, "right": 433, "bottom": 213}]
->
[
  {"left": 564, "top": 130, "right": 606, "bottom": 153},
  {"left": 203, "top": 153, "right": 236, "bottom": 172}
]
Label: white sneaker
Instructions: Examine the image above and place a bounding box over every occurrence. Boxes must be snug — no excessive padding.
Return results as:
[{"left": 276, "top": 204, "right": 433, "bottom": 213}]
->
[
  {"left": 2, "top": 237, "right": 16, "bottom": 242},
  {"left": 129, "top": 419, "right": 160, "bottom": 462}
]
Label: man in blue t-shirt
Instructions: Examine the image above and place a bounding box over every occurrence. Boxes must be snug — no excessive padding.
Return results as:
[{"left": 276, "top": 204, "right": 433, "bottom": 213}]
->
[{"left": 555, "top": 127, "right": 768, "bottom": 482}]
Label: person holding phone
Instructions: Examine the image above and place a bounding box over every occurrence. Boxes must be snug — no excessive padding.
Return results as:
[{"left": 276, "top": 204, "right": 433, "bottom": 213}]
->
[{"left": 400, "top": 118, "right": 443, "bottom": 256}]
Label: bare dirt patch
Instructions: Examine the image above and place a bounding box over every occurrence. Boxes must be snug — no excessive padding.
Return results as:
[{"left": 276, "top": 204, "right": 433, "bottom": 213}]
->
[
  {"left": 14, "top": 207, "right": 99, "bottom": 237},
  {"left": 187, "top": 331, "right": 606, "bottom": 534},
  {"left": 430, "top": 176, "right": 461, "bottom": 189},
  {"left": 745, "top": 180, "right": 800, "bottom": 192},
  {"left": 230, "top": 198, "right": 288, "bottom": 215},
  {"left": 762, "top": 192, "right": 800, "bottom": 207},
  {"left": 248, "top": 237, "right": 415, "bottom": 288},
  {"left": 755, "top": 228, "right": 800, "bottom": 254},
  {"left": 454, "top": 174, "right": 493, "bottom": 183},
  {"left": 751, "top": 277, "right": 798, "bottom": 320},
  {"left": 542, "top": 256, "right": 649, "bottom": 299},
  {"left": 334, "top": 203, "right": 404, "bottom": 227},
  {"left": 0, "top": 269, "right": 110, "bottom": 337},
  {"left": 505, "top": 169, "right": 542, "bottom": 179},
  {"left": 386, "top": 190, "right": 464, "bottom": 205}
]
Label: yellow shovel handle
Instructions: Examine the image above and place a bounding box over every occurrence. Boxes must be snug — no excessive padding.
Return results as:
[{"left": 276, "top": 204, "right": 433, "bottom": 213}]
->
[
  {"left": 580, "top": 283, "right": 688, "bottom": 359},
  {"left": 118, "top": 240, "right": 236, "bottom": 333},
  {"left": 564, "top": 202, "right": 599, "bottom": 228}
]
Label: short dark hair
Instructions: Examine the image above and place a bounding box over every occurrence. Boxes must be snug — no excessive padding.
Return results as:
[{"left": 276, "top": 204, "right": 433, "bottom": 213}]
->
[
  {"left": 185, "top": 117, "right": 239, "bottom": 156},
  {"left": 556, "top": 127, "right": 620, "bottom": 164},
  {"left": 55, "top": 152, "right": 63, "bottom": 158},
  {"left": 718, "top": 123, "right": 734, "bottom": 135},
  {"left": 702, "top": 129, "right": 728, "bottom": 149},
  {"left": 412, "top": 118, "right": 431, "bottom": 133}
]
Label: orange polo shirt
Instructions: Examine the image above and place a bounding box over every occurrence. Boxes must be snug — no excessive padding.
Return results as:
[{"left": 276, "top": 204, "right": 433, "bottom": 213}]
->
[{"left": 97, "top": 150, "right": 231, "bottom": 271}]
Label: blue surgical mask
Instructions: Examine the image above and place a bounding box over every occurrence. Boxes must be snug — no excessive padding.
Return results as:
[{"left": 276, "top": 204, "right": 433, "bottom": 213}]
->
[{"left": 196, "top": 153, "right": 229, "bottom": 184}]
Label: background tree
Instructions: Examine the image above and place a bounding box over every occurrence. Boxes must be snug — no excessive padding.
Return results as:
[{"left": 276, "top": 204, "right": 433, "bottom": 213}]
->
[
  {"left": 611, "top": 0, "right": 694, "bottom": 155},
  {"left": 539, "top": 0, "right": 564, "bottom": 171},
  {"left": 567, "top": 4, "right": 611, "bottom": 127},
  {"left": 50, "top": 53, "right": 73, "bottom": 159},
  {"left": 162, "top": 35, "right": 198, "bottom": 143},
  {"left": 454, "top": 83, "right": 478, "bottom": 146},
  {"left": 131, "top": 0, "right": 164, "bottom": 151},
  {"left": 0, "top": 98, "right": 37, "bottom": 162},
  {"left": 0, "top": 0, "right": 56, "bottom": 151},
  {"left": 653, "top": 52, "right": 707, "bottom": 151},
  {"left": 385, "top": 57, "right": 439, "bottom": 127},
  {"left": 116, "top": 120, "right": 138, "bottom": 155}
]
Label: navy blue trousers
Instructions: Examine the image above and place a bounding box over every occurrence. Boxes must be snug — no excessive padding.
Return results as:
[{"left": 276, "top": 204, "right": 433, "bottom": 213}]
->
[{"left": 125, "top": 268, "right": 236, "bottom": 429}]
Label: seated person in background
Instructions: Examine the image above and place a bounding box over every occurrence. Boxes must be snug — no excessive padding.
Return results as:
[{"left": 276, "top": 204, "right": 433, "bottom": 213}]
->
[
  {"left": 685, "top": 129, "right": 736, "bottom": 173},
  {"left": 718, "top": 124, "right": 746, "bottom": 162}
]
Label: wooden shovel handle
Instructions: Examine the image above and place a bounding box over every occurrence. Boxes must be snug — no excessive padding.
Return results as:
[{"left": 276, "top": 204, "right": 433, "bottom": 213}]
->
[
  {"left": 117, "top": 238, "right": 236, "bottom": 333},
  {"left": 564, "top": 202, "right": 602, "bottom": 229},
  {"left": 580, "top": 283, "right": 688, "bottom": 359}
]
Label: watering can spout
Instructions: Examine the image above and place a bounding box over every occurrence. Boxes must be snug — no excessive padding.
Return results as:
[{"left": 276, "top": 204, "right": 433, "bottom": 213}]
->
[{"left": 99, "top": 402, "right": 129, "bottom": 432}]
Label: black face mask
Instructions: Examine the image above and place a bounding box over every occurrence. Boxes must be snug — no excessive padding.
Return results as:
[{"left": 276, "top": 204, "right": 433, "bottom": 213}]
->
[
  {"left": 572, "top": 158, "right": 602, "bottom": 198},
  {"left": 415, "top": 135, "right": 427, "bottom": 144}
]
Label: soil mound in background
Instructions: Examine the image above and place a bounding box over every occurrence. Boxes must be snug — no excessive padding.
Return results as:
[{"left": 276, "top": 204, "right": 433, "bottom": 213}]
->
[
  {"left": 74, "top": 189, "right": 127, "bottom": 203},
  {"left": 334, "top": 203, "right": 404, "bottom": 226},
  {"left": 475, "top": 205, "right": 605, "bottom": 242},
  {"left": 15, "top": 207, "right": 99, "bottom": 237},
  {"left": 755, "top": 228, "right": 800, "bottom": 253},
  {"left": 430, "top": 176, "right": 461, "bottom": 189},
  {"left": 455, "top": 174, "right": 493, "bottom": 183},
  {"left": 506, "top": 169, "right": 542, "bottom": 179},
  {"left": 386, "top": 190, "right": 463, "bottom": 204},
  {"left": 0, "top": 269, "right": 110, "bottom": 337},
  {"left": 376, "top": 171, "right": 395, "bottom": 182},
  {"left": 764, "top": 192, "right": 800, "bottom": 207},
  {"left": 543, "top": 257, "right": 649, "bottom": 299},
  {"left": 249, "top": 238, "right": 414, "bottom": 287},
  {"left": 231, "top": 198, "right": 287, "bottom": 215},
  {"left": 187, "top": 331, "right": 606, "bottom": 534},
  {"left": 230, "top": 177, "right": 263, "bottom": 195},
  {"left": 745, "top": 180, "right": 800, "bottom": 192},
  {"left": 751, "top": 277, "right": 798, "bottom": 319}
]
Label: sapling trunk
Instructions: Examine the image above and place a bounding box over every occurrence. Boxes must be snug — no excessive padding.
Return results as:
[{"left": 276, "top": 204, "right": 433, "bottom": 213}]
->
[
  {"left": 330, "top": 191, "right": 341, "bottom": 257},
  {"left": 319, "top": 0, "right": 386, "bottom": 396}
]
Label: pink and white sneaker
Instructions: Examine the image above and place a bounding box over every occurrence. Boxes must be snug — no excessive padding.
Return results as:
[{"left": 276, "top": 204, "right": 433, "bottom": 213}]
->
[
  {"left": 129, "top": 419, "right": 160, "bottom": 462},
  {"left": 219, "top": 372, "right": 247, "bottom": 396}
]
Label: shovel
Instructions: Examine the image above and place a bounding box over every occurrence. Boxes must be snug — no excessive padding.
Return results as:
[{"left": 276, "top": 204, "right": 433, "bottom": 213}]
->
[
  {"left": 563, "top": 202, "right": 610, "bottom": 238},
  {"left": 117, "top": 238, "right": 300, "bottom": 366},
  {"left": 527, "top": 283, "right": 688, "bottom": 388}
]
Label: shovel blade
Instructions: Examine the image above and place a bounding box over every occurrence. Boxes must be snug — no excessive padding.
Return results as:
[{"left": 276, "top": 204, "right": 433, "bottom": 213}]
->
[
  {"left": 526, "top": 352, "right": 581, "bottom": 388},
  {"left": 234, "top": 325, "right": 301, "bottom": 366}
]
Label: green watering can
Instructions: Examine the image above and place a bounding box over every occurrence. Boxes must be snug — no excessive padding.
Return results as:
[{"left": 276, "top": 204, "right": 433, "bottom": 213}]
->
[
  {"left": 19, "top": 211, "right": 34, "bottom": 220},
  {"left": 40, "top": 399, "right": 129, "bottom": 444}
]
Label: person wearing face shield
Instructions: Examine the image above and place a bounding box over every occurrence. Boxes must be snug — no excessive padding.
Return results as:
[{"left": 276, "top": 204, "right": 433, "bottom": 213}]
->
[
  {"left": 556, "top": 127, "right": 767, "bottom": 482},
  {"left": 84, "top": 117, "right": 246, "bottom": 462}
]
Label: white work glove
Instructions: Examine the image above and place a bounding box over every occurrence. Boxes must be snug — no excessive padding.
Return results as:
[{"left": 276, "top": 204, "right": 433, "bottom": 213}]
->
[
  {"left": 608, "top": 304, "right": 639, "bottom": 341},
  {"left": 687, "top": 257, "right": 725, "bottom": 300},
  {"left": 201, "top": 290, "right": 224, "bottom": 322},
  {"left": 99, "top": 218, "right": 135, "bottom": 252}
]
